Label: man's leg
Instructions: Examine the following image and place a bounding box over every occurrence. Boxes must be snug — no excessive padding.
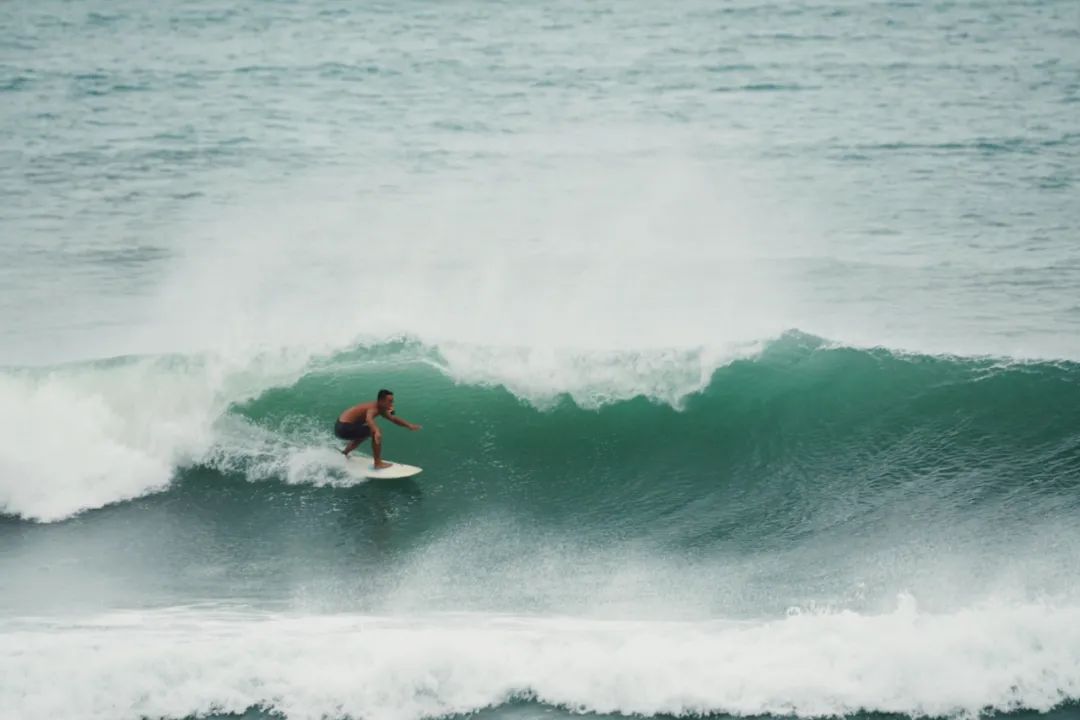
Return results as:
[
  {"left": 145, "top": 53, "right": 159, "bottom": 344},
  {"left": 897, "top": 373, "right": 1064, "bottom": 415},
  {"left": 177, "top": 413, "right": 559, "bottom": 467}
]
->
[
  {"left": 341, "top": 436, "right": 369, "bottom": 457},
  {"left": 372, "top": 434, "right": 392, "bottom": 468}
]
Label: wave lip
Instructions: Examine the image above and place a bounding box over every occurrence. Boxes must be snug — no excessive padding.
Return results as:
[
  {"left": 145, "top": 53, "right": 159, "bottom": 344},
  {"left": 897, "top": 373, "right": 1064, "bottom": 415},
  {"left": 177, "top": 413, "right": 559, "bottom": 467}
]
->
[{"left": 4, "top": 598, "right": 1080, "bottom": 720}]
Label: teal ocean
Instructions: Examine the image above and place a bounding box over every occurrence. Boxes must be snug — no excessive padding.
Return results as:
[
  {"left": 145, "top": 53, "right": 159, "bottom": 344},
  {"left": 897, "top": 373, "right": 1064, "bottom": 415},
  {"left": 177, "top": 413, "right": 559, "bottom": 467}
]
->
[{"left": 2, "top": 1, "right": 1080, "bottom": 719}]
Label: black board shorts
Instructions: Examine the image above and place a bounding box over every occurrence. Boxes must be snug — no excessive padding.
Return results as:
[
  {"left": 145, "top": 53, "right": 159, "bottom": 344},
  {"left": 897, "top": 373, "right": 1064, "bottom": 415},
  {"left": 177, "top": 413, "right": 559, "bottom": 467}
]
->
[{"left": 334, "top": 420, "right": 371, "bottom": 442}]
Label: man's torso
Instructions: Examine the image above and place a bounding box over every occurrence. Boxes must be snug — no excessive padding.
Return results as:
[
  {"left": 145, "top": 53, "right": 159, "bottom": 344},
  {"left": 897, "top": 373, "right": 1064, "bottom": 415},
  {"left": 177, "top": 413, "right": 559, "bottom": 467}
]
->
[{"left": 339, "top": 402, "right": 376, "bottom": 424}]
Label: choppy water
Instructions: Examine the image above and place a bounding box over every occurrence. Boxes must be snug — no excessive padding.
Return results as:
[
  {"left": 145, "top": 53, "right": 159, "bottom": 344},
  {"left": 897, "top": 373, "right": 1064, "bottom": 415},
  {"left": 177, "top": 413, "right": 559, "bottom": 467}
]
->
[{"left": 2, "top": 1, "right": 1080, "bottom": 719}]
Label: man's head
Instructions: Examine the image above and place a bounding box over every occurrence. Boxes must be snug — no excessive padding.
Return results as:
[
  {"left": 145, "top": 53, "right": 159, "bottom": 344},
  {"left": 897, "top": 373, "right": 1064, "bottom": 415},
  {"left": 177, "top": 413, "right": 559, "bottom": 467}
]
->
[{"left": 377, "top": 388, "right": 394, "bottom": 412}]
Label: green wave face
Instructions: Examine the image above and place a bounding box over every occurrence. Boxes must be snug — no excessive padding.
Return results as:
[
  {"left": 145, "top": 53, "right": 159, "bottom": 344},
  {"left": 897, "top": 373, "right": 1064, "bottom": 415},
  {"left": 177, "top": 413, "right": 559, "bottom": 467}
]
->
[{"left": 234, "top": 333, "right": 1080, "bottom": 536}]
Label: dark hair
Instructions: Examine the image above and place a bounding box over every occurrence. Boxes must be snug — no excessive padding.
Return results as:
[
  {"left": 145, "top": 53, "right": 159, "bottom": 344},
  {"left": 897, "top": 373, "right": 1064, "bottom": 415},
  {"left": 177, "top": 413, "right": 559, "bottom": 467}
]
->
[{"left": 377, "top": 389, "right": 394, "bottom": 400}]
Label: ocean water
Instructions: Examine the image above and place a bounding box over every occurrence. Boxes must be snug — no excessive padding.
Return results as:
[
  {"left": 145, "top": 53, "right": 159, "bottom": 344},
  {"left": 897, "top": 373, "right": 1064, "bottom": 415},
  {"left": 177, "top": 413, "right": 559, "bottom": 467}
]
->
[{"left": 2, "top": 0, "right": 1080, "bottom": 718}]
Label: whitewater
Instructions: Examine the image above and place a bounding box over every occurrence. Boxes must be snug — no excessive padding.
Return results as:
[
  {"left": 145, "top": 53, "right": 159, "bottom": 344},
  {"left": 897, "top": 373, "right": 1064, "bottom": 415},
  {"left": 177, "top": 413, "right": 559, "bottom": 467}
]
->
[{"left": 2, "top": 0, "right": 1080, "bottom": 719}]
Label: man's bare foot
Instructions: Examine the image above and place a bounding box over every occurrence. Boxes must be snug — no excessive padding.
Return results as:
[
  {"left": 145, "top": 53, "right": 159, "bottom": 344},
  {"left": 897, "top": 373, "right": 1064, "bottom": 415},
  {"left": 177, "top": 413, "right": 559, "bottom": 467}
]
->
[
  {"left": 339, "top": 448, "right": 350, "bottom": 458},
  {"left": 374, "top": 460, "right": 394, "bottom": 470}
]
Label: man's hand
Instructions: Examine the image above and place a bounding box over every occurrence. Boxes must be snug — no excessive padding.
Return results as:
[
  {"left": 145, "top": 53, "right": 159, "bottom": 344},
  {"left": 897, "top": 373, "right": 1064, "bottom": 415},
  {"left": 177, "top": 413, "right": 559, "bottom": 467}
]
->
[{"left": 408, "top": 423, "right": 422, "bottom": 431}]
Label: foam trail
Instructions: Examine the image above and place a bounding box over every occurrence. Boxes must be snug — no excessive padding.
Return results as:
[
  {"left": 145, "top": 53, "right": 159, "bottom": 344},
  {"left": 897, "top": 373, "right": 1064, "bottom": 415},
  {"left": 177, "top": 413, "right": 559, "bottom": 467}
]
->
[{"left": 4, "top": 599, "right": 1079, "bottom": 720}]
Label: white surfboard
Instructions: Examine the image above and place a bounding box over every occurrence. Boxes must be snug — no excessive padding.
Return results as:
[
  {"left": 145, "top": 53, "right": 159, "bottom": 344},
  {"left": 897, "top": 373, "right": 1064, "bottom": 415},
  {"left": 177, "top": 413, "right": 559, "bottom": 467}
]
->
[{"left": 336, "top": 450, "right": 423, "bottom": 480}]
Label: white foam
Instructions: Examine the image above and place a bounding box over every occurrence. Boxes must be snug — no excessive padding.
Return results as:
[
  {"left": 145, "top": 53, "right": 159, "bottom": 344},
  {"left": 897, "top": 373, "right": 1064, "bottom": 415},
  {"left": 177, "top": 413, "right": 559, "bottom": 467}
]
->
[
  {"left": 134, "top": 156, "right": 800, "bottom": 395},
  {"left": 431, "top": 341, "right": 764, "bottom": 409},
  {"left": 0, "top": 352, "right": 312, "bottom": 522},
  {"left": 3, "top": 598, "right": 1079, "bottom": 720}
]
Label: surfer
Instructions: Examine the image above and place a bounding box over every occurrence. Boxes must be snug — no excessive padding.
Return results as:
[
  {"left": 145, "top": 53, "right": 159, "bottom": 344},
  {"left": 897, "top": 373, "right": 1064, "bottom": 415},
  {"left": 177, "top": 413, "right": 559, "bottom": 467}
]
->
[{"left": 335, "top": 389, "right": 421, "bottom": 468}]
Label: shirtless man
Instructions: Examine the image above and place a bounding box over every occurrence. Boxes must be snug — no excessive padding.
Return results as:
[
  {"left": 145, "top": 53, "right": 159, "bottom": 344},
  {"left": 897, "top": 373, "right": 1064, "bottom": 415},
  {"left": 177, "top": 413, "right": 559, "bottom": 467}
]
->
[{"left": 335, "top": 389, "right": 421, "bottom": 468}]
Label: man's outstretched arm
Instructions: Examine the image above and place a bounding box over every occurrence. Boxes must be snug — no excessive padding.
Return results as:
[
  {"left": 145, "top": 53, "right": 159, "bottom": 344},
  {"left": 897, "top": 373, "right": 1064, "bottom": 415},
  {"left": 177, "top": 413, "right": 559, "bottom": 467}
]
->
[{"left": 388, "top": 414, "right": 422, "bottom": 431}]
